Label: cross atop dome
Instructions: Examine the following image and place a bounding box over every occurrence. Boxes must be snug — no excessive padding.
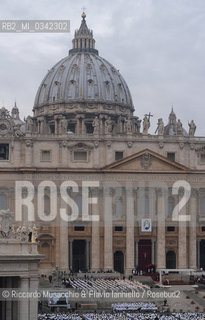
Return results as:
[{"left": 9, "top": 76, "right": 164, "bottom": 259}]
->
[
  {"left": 69, "top": 11, "right": 99, "bottom": 55},
  {"left": 81, "top": 7, "right": 86, "bottom": 20}
]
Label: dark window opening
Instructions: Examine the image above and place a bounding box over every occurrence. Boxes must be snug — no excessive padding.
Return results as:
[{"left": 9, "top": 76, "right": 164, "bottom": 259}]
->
[
  {"left": 68, "top": 123, "right": 76, "bottom": 133},
  {"left": 115, "top": 226, "right": 123, "bottom": 232},
  {"left": 200, "top": 196, "right": 205, "bottom": 216},
  {"left": 115, "top": 151, "right": 123, "bottom": 161},
  {"left": 41, "top": 150, "right": 51, "bottom": 161},
  {"left": 49, "top": 124, "right": 55, "bottom": 134},
  {"left": 167, "top": 152, "right": 175, "bottom": 162},
  {"left": 200, "top": 154, "right": 205, "bottom": 163},
  {"left": 167, "top": 226, "right": 175, "bottom": 232},
  {"left": 0, "top": 144, "right": 9, "bottom": 160},
  {"left": 202, "top": 226, "right": 205, "bottom": 232},
  {"left": 85, "top": 122, "right": 94, "bottom": 134},
  {"left": 74, "top": 151, "right": 87, "bottom": 161},
  {"left": 74, "top": 226, "right": 85, "bottom": 231}
]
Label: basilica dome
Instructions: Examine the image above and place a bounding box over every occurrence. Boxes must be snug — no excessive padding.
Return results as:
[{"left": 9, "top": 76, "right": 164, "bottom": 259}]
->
[{"left": 34, "top": 14, "right": 134, "bottom": 115}]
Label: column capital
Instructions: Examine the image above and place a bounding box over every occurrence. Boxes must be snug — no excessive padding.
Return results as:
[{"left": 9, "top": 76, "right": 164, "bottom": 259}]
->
[
  {"left": 103, "top": 187, "right": 114, "bottom": 197},
  {"left": 191, "top": 188, "right": 199, "bottom": 198},
  {"left": 126, "top": 187, "right": 135, "bottom": 197},
  {"left": 156, "top": 188, "right": 163, "bottom": 197}
]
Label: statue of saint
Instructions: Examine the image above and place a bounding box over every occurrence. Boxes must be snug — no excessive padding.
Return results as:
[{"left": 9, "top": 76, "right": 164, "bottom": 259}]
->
[
  {"left": 92, "top": 116, "right": 100, "bottom": 134},
  {"left": 105, "top": 117, "right": 113, "bottom": 134},
  {"left": 125, "top": 118, "right": 132, "bottom": 134},
  {"left": 14, "top": 124, "right": 24, "bottom": 138},
  {"left": 26, "top": 116, "right": 33, "bottom": 133},
  {"left": 143, "top": 115, "right": 150, "bottom": 134},
  {"left": 188, "top": 120, "right": 196, "bottom": 137},
  {"left": 177, "top": 119, "right": 183, "bottom": 135},
  {"left": 157, "top": 118, "right": 164, "bottom": 135}
]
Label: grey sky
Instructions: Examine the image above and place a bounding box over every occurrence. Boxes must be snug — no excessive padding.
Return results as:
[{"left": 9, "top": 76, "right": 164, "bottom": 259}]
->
[{"left": 0, "top": 0, "right": 205, "bottom": 135}]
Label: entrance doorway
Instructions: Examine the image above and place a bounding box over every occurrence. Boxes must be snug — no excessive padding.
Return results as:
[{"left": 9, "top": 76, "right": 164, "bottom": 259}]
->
[
  {"left": 0, "top": 277, "right": 18, "bottom": 320},
  {"left": 72, "top": 240, "right": 86, "bottom": 272},
  {"left": 200, "top": 240, "right": 205, "bottom": 269},
  {"left": 166, "top": 250, "right": 176, "bottom": 269},
  {"left": 114, "top": 251, "right": 124, "bottom": 274},
  {"left": 138, "top": 239, "right": 152, "bottom": 271}
]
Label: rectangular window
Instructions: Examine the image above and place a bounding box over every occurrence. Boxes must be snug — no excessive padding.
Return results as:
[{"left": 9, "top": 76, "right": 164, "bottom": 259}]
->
[
  {"left": 41, "top": 150, "right": 51, "bottom": 161},
  {"left": 0, "top": 144, "right": 9, "bottom": 160},
  {"left": 74, "top": 151, "right": 87, "bottom": 161},
  {"left": 49, "top": 124, "right": 55, "bottom": 134},
  {"left": 200, "top": 154, "right": 205, "bottom": 163},
  {"left": 167, "top": 226, "right": 175, "bottom": 232},
  {"left": 115, "top": 151, "right": 123, "bottom": 161},
  {"left": 68, "top": 123, "right": 76, "bottom": 133},
  {"left": 202, "top": 226, "right": 205, "bottom": 232},
  {"left": 85, "top": 122, "right": 94, "bottom": 134},
  {"left": 167, "top": 152, "right": 175, "bottom": 162},
  {"left": 74, "top": 226, "right": 85, "bottom": 231},
  {"left": 114, "top": 226, "right": 123, "bottom": 232}
]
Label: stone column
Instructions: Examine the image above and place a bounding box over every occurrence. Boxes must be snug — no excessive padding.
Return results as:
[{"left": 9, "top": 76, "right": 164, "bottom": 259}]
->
[
  {"left": 25, "top": 140, "right": 33, "bottom": 167},
  {"left": 152, "top": 240, "right": 156, "bottom": 265},
  {"left": 76, "top": 116, "right": 81, "bottom": 134},
  {"left": 6, "top": 277, "right": 12, "bottom": 320},
  {"left": 37, "top": 120, "right": 40, "bottom": 133},
  {"left": 54, "top": 117, "right": 58, "bottom": 135},
  {"left": 69, "top": 240, "right": 73, "bottom": 271},
  {"left": 59, "top": 141, "right": 68, "bottom": 167},
  {"left": 104, "top": 187, "right": 113, "bottom": 271},
  {"left": 81, "top": 118, "right": 86, "bottom": 135},
  {"left": 29, "top": 277, "right": 39, "bottom": 320},
  {"left": 125, "top": 187, "right": 134, "bottom": 275},
  {"left": 189, "top": 189, "right": 197, "bottom": 269},
  {"left": 19, "top": 277, "right": 29, "bottom": 319},
  {"left": 156, "top": 188, "right": 166, "bottom": 269},
  {"left": 178, "top": 192, "right": 187, "bottom": 269},
  {"left": 86, "top": 239, "right": 90, "bottom": 271},
  {"left": 59, "top": 197, "right": 68, "bottom": 271},
  {"left": 99, "top": 115, "right": 104, "bottom": 135},
  {"left": 91, "top": 189, "right": 100, "bottom": 271},
  {"left": 135, "top": 240, "right": 139, "bottom": 268}
]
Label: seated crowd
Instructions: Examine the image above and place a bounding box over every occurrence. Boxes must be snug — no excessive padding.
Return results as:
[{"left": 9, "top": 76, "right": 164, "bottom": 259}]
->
[
  {"left": 38, "top": 312, "right": 205, "bottom": 320},
  {"left": 62, "top": 278, "right": 149, "bottom": 292},
  {"left": 112, "top": 302, "right": 158, "bottom": 312}
]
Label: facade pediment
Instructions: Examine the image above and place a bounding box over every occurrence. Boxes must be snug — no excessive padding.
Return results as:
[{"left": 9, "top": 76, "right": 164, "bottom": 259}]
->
[{"left": 103, "top": 149, "right": 189, "bottom": 173}]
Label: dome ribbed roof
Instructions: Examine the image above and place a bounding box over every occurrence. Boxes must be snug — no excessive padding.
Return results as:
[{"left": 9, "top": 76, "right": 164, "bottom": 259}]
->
[
  {"left": 34, "top": 14, "right": 133, "bottom": 112},
  {"left": 34, "top": 53, "right": 133, "bottom": 109}
]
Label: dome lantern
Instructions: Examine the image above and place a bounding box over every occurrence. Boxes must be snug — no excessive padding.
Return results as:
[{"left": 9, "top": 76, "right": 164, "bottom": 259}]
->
[{"left": 69, "top": 12, "right": 98, "bottom": 55}]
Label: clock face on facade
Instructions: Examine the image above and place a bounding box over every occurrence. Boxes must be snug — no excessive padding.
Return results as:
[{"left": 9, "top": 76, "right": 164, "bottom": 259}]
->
[{"left": 0, "top": 121, "right": 10, "bottom": 134}]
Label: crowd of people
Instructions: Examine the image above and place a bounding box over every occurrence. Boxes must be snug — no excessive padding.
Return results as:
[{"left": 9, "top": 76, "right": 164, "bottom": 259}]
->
[
  {"left": 38, "top": 312, "right": 205, "bottom": 320},
  {"left": 112, "top": 303, "right": 158, "bottom": 312},
  {"left": 38, "top": 314, "right": 81, "bottom": 320},
  {"left": 62, "top": 278, "right": 149, "bottom": 292}
]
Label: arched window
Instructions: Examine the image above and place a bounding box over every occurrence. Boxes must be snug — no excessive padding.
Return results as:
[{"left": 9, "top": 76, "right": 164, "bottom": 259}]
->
[
  {"left": 0, "top": 194, "right": 8, "bottom": 210},
  {"left": 168, "top": 196, "right": 175, "bottom": 218},
  {"left": 200, "top": 196, "right": 205, "bottom": 216}
]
